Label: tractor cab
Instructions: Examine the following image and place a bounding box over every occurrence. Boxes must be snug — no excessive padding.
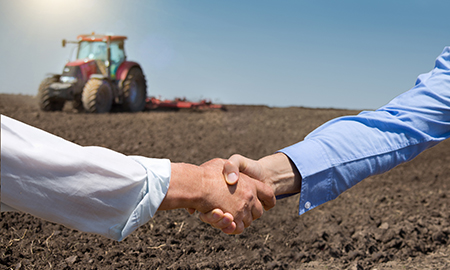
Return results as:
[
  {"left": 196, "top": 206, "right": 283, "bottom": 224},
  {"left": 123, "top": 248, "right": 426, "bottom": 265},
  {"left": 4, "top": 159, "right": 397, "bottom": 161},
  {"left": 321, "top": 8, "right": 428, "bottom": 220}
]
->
[{"left": 70, "top": 34, "right": 127, "bottom": 79}]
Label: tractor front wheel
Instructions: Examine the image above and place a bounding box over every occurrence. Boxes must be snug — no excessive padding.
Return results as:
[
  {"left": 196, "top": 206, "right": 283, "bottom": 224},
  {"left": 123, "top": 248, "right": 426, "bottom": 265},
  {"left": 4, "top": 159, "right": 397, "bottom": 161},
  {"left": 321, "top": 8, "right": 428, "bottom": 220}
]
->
[
  {"left": 38, "top": 77, "right": 65, "bottom": 111},
  {"left": 121, "top": 68, "right": 147, "bottom": 112},
  {"left": 82, "top": 79, "right": 113, "bottom": 113}
]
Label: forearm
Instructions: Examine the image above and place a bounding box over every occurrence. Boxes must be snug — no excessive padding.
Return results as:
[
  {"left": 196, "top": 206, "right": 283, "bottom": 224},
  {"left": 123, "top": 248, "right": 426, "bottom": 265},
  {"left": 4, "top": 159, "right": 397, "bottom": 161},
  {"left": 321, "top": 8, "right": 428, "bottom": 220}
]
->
[
  {"left": 258, "top": 153, "right": 301, "bottom": 196},
  {"left": 281, "top": 47, "right": 450, "bottom": 214},
  {"left": 1, "top": 115, "right": 171, "bottom": 240},
  {"left": 280, "top": 110, "right": 444, "bottom": 214}
]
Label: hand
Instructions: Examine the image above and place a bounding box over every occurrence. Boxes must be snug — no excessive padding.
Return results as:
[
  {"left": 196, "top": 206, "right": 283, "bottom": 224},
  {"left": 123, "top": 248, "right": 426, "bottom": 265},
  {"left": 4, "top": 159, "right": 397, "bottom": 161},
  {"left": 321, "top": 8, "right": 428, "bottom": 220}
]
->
[
  {"left": 186, "top": 154, "right": 269, "bottom": 231},
  {"left": 159, "top": 159, "right": 275, "bottom": 234},
  {"left": 200, "top": 153, "right": 301, "bottom": 229},
  {"left": 224, "top": 153, "right": 302, "bottom": 195},
  {"left": 197, "top": 158, "right": 276, "bottom": 234},
  {"left": 198, "top": 154, "right": 272, "bottom": 233}
]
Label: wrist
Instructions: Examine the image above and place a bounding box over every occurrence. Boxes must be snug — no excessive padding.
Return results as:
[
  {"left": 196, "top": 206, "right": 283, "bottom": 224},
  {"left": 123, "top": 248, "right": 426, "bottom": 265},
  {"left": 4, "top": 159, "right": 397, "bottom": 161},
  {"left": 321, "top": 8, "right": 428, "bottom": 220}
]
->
[
  {"left": 158, "top": 163, "right": 204, "bottom": 211},
  {"left": 258, "top": 153, "right": 301, "bottom": 196}
]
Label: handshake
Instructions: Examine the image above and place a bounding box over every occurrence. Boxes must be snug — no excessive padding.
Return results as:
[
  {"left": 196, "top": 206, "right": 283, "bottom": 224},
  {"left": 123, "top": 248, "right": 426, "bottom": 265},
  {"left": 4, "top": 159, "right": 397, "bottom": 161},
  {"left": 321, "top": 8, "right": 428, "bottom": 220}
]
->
[
  {"left": 158, "top": 152, "right": 302, "bottom": 235},
  {"left": 2, "top": 115, "right": 303, "bottom": 241}
]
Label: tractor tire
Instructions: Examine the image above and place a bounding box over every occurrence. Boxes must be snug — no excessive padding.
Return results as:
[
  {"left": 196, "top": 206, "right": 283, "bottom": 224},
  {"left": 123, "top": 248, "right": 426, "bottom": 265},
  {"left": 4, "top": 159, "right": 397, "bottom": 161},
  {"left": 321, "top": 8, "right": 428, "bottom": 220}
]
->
[
  {"left": 38, "top": 77, "right": 65, "bottom": 111},
  {"left": 82, "top": 79, "right": 113, "bottom": 113},
  {"left": 121, "top": 68, "right": 147, "bottom": 112}
]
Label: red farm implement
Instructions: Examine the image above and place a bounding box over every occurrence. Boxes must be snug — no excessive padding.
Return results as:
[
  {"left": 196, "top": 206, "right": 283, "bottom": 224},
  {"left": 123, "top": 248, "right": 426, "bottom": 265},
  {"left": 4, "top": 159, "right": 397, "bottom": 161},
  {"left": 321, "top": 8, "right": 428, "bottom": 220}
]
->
[{"left": 146, "top": 97, "right": 225, "bottom": 110}]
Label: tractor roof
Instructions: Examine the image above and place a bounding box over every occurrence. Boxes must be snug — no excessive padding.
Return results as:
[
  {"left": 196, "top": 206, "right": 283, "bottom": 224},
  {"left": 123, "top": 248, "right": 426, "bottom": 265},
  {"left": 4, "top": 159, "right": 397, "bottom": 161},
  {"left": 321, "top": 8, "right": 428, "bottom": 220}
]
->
[{"left": 77, "top": 33, "right": 127, "bottom": 42}]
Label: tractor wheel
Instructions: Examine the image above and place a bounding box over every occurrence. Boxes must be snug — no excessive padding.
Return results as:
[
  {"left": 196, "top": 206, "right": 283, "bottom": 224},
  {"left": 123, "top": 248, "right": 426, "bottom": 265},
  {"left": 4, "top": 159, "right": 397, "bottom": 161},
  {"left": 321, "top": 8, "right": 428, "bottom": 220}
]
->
[
  {"left": 82, "top": 79, "right": 113, "bottom": 113},
  {"left": 38, "top": 77, "right": 65, "bottom": 111},
  {"left": 121, "top": 68, "right": 147, "bottom": 112}
]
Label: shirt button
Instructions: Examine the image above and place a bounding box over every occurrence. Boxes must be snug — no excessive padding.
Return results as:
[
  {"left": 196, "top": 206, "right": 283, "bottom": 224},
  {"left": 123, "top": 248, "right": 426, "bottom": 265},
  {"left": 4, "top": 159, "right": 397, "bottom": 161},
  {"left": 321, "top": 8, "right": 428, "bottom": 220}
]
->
[{"left": 305, "top": 201, "right": 311, "bottom": 209}]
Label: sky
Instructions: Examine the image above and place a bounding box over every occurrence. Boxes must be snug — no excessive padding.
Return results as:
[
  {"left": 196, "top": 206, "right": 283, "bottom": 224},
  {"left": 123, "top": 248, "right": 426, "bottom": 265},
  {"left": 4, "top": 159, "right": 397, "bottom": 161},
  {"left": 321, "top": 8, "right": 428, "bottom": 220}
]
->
[{"left": 0, "top": 0, "right": 449, "bottom": 110}]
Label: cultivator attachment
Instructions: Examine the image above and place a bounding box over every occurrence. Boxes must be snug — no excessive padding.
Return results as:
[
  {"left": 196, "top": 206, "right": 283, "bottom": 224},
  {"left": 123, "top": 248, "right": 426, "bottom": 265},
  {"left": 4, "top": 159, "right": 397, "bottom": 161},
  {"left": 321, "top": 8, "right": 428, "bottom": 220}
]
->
[{"left": 146, "top": 97, "right": 225, "bottom": 110}]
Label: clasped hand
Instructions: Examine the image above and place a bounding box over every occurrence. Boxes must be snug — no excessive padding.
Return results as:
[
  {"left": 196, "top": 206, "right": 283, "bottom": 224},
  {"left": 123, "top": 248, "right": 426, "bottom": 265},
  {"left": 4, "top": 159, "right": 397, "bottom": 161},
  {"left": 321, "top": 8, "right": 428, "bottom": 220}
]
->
[
  {"left": 196, "top": 153, "right": 301, "bottom": 234},
  {"left": 195, "top": 158, "right": 275, "bottom": 234},
  {"left": 161, "top": 153, "right": 299, "bottom": 235}
]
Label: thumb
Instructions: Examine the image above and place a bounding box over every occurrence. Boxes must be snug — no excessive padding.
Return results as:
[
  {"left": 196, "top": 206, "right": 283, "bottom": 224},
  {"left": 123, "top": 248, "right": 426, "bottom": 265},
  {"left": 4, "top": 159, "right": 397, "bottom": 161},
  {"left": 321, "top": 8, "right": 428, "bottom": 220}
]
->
[
  {"left": 223, "top": 160, "right": 239, "bottom": 185},
  {"left": 223, "top": 154, "right": 253, "bottom": 185},
  {"left": 225, "top": 154, "right": 263, "bottom": 181}
]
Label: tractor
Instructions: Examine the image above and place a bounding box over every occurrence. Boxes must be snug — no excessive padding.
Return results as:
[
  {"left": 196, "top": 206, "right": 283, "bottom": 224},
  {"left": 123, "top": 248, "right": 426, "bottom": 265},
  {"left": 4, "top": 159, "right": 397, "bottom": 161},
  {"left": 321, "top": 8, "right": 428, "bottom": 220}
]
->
[{"left": 38, "top": 33, "right": 147, "bottom": 113}]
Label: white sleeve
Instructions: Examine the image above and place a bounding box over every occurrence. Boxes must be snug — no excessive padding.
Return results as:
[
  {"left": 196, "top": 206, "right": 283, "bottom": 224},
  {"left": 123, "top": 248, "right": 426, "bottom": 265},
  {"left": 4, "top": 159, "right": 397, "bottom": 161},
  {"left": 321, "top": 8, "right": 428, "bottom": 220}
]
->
[{"left": 1, "top": 115, "right": 171, "bottom": 241}]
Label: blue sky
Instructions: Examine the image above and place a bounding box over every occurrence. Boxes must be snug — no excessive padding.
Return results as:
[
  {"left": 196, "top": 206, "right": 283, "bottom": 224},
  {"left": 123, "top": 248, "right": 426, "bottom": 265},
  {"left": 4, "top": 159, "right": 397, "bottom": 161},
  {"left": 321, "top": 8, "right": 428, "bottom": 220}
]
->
[{"left": 0, "top": 0, "right": 449, "bottom": 109}]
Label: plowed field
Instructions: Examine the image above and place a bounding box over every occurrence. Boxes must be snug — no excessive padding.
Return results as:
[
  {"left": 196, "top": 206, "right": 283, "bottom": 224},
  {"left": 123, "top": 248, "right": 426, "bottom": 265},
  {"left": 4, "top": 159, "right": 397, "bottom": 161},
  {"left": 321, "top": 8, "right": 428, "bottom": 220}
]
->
[{"left": 2, "top": 94, "right": 450, "bottom": 269}]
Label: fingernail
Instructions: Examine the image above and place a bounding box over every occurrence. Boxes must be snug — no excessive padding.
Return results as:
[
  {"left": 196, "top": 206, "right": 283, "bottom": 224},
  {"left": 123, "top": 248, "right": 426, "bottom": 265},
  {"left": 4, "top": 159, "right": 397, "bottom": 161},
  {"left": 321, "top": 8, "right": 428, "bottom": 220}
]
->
[{"left": 227, "top": 172, "right": 238, "bottom": 184}]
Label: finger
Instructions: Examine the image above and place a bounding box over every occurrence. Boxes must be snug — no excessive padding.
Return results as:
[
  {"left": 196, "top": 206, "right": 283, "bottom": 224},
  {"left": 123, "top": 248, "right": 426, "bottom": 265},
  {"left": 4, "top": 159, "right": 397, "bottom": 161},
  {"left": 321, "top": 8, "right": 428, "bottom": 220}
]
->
[
  {"left": 243, "top": 212, "right": 253, "bottom": 228},
  {"left": 232, "top": 220, "right": 245, "bottom": 235},
  {"left": 199, "top": 209, "right": 224, "bottom": 224},
  {"left": 205, "top": 212, "right": 234, "bottom": 229},
  {"left": 200, "top": 211, "right": 234, "bottom": 230},
  {"left": 251, "top": 199, "right": 264, "bottom": 221},
  {"left": 186, "top": 208, "right": 196, "bottom": 215},
  {"left": 233, "top": 206, "right": 253, "bottom": 230},
  {"left": 254, "top": 180, "right": 276, "bottom": 210},
  {"left": 213, "top": 213, "right": 234, "bottom": 229},
  {"left": 221, "top": 222, "right": 237, "bottom": 234}
]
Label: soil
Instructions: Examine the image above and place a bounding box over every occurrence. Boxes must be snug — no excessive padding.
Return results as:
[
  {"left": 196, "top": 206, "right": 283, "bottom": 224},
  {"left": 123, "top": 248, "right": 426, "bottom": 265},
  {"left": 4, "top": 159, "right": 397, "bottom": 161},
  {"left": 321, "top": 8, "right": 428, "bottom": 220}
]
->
[{"left": 1, "top": 93, "right": 450, "bottom": 269}]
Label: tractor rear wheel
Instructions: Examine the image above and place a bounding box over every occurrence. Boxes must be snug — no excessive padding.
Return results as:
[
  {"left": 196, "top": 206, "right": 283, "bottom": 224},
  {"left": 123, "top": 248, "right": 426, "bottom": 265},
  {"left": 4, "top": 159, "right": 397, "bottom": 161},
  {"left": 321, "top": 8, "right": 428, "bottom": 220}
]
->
[
  {"left": 82, "top": 79, "right": 113, "bottom": 113},
  {"left": 38, "top": 77, "right": 65, "bottom": 111},
  {"left": 121, "top": 68, "right": 147, "bottom": 112}
]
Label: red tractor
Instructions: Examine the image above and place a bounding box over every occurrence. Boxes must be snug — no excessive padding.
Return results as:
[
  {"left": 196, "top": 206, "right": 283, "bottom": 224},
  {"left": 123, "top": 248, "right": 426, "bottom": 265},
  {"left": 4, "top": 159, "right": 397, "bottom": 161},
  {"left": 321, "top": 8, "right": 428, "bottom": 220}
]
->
[{"left": 38, "top": 33, "right": 147, "bottom": 113}]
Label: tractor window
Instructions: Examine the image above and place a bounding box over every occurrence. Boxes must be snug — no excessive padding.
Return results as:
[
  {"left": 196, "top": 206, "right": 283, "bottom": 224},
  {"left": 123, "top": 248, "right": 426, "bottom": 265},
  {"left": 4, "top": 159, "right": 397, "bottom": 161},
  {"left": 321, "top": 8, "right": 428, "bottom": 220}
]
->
[
  {"left": 110, "top": 41, "right": 125, "bottom": 65},
  {"left": 77, "top": 41, "right": 107, "bottom": 61}
]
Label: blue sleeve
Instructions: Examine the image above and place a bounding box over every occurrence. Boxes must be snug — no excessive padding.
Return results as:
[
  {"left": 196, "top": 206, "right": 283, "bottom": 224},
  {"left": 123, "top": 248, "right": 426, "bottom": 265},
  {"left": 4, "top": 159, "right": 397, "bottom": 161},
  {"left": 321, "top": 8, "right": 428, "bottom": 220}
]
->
[{"left": 279, "top": 46, "right": 450, "bottom": 215}]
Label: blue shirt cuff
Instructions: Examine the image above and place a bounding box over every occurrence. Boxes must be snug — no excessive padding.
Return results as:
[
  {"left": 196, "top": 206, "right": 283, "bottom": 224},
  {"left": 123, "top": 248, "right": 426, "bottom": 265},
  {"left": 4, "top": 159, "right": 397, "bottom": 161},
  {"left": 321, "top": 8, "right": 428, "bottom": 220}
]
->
[{"left": 279, "top": 140, "right": 333, "bottom": 215}]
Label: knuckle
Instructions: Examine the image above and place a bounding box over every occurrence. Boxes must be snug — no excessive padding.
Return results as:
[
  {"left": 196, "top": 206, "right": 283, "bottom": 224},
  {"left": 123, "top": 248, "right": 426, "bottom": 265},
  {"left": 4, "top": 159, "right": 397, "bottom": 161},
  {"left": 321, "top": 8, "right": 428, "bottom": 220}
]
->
[
  {"left": 243, "top": 190, "right": 254, "bottom": 202},
  {"left": 230, "top": 153, "right": 242, "bottom": 160}
]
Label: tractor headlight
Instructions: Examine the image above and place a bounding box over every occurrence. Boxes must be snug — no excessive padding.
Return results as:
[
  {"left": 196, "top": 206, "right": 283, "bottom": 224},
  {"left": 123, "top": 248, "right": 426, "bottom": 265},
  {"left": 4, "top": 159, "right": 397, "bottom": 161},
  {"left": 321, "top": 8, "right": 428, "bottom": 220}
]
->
[{"left": 60, "top": 76, "right": 78, "bottom": 84}]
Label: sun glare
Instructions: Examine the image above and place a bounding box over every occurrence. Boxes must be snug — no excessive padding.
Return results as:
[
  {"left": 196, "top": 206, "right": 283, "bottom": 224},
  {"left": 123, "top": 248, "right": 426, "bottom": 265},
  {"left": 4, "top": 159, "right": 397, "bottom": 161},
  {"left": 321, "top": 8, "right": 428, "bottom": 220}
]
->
[{"left": 24, "top": 0, "right": 96, "bottom": 25}]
